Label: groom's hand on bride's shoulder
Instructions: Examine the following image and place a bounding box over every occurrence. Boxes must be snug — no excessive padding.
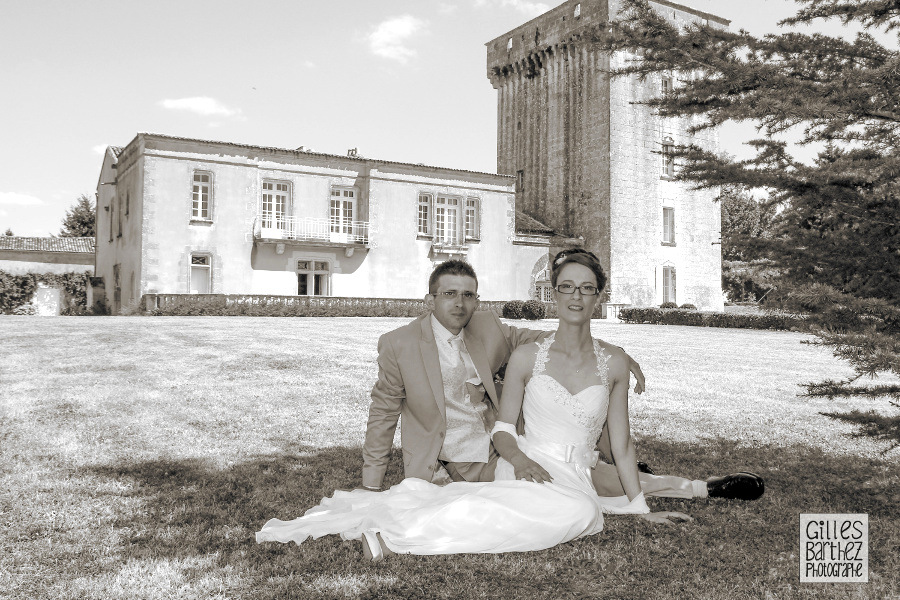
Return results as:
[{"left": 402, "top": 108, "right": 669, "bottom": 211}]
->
[
  {"left": 616, "top": 347, "right": 645, "bottom": 395},
  {"left": 641, "top": 511, "right": 692, "bottom": 525}
]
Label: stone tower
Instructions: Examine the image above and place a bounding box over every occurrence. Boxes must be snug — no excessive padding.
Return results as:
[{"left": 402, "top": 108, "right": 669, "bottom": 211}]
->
[{"left": 486, "top": 0, "right": 726, "bottom": 310}]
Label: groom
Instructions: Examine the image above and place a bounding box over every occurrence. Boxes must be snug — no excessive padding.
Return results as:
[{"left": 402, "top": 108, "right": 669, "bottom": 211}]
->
[{"left": 362, "top": 260, "right": 764, "bottom": 501}]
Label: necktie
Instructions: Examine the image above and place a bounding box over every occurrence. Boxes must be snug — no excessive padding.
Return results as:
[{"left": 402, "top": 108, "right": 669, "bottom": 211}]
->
[
  {"left": 446, "top": 335, "right": 467, "bottom": 391},
  {"left": 448, "top": 335, "right": 464, "bottom": 366}
]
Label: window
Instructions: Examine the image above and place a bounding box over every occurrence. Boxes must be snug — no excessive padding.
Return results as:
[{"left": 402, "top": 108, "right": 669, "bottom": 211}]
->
[
  {"left": 662, "top": 207, "right": 675, "bottom": 245},
  {"left": 125, "top": 192, "right": 129, "bottom": 216},
  {"left": 507, "top": 37, "right": 512, "bottom": 50},
  {"left": 330, "top": 187, "right": 356, "bottom": 235},
  {"left": 113, "top": 263, "right": 121, "bottom": 308},
  {"left": 574, "top": 3, "right": 581, "bottom": 18},
  {"left": 661, "top": 138, "right": 675, "bottom": 178},
  {"left": 465, "top": 197, "right": 479, "bottom": 240},
  {"left": 434, "top": 195, "right": 461, "bottom": 245},
  {"left": 190, "top": 254, "right": 211, "bottom": 294},
  {"left": 418, "top": 193, "right": 432, "bottom": 236},
  {"left": 535, "top": 268, "right": 552, "bottom": 302},
  {"left": 192, "top": 171, "right": 212, "bottom": 220},
  {"left": 117, "top": 191, "right": 123, "bottom": 238},
  {"left": 297, "top": 260, "right": 330, "bottom": 296},
  {"left": 661, "top": 73, "right": 672, "bottom": 96},
  {"left": 419, "top": 192, "right": 480, "bottom": 245},
  {"left": 663, "top": 266, "right": 676, "bottom": 304},
  {"left": 262, "top": 180, "right": 290, "bottom": 230},
  {"left": 108, "top": 201, "right": 114, "bottom": 243}
]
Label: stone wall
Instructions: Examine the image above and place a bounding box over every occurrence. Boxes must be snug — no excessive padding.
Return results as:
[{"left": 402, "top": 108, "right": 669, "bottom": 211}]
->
[{"left": 487, "top": 0, "right": 726, "bottom": 310}]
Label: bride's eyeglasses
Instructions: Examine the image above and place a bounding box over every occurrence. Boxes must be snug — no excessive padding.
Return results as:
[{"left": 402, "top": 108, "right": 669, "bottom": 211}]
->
[{"left": 554, "top": 284, "right": 600, "bottom": 296}]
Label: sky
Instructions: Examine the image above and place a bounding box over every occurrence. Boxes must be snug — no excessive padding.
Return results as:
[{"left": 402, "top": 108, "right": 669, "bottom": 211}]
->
[{"left": 1, "top": 0, "right": 894, "bottom": 236}]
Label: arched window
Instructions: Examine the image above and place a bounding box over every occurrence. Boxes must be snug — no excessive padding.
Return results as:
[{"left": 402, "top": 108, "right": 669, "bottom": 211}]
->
[{"left": 534, "top": 267, "right": 552, "bottom": 302}]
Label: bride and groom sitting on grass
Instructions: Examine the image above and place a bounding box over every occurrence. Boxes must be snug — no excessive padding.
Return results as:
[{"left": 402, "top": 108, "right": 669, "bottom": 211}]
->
[{"left": 256, "top": 250, "right": 764, "bottom": 559}]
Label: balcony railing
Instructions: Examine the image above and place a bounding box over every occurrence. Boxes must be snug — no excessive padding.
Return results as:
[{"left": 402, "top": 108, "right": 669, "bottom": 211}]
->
[{"left": 254, "top": 215, "right": 369, "bottom": 244}]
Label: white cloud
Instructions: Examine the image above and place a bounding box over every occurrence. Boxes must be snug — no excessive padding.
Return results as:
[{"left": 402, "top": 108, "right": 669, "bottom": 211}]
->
[
  {"left": 158, "top": 96, "right": 242, "bottom": 118},
  {"left": 303, "top": 60, "right": 316, "bottom": 69},
  {"left": 474, "top": 0, "right": 550, "bottom": 18},
  {"left": 92, "top": 144, "right": 108, "bottom": 155},
  {"left": 367, "top": 15, "right": 427, "bottom": 64},
  {"left": 438, "top": 3, "right": 458, "bottom": 15},
  {"left": 0, "top": 192, "right": 44, "bottom": 206}
]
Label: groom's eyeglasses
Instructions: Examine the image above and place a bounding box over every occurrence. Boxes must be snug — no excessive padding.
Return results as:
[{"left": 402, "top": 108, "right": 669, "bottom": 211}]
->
[
  {"left": 433, "top": 291, "right": 480, "bottom": 301},
  {"left": 555, "top": 284, "right": 600, "bottom": 296}
]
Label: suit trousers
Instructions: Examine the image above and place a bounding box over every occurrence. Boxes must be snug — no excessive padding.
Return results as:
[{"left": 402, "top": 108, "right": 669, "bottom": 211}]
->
[
  {"left": 441, "top": 447, "right": 501, "bottom": 483},
  {"left": 591, "top": 462, "right": 703, "bottom": 499}
]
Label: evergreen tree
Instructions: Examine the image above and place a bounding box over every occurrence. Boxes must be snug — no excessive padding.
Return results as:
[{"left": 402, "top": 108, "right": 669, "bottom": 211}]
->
[
  {"left": 60, "top": 194, "right": 95, "bottom": 238},
  {"left": 718, "top": 184, "right": 777, "bottom": 302},
  {"left": 596, "top": 0, "right": 900, "bottom": 450}
]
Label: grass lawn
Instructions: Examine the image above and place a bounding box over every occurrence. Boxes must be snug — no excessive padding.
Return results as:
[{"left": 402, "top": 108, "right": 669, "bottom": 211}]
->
[{"left": 1, "top": 316, "right": 898, "bottom": 599}]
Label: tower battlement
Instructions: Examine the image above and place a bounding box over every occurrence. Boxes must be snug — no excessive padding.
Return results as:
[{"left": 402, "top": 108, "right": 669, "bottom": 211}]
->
[{"left": 485, "top": 0, "right": 727, "bottom": 310}]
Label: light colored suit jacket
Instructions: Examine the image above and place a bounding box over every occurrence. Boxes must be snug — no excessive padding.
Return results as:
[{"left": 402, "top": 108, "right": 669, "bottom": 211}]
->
[{"left": 362, "top": 310, "right": 547, "bottom": 488}]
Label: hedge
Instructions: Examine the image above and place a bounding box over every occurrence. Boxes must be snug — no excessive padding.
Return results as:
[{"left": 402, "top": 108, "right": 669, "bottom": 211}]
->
[
  {"left": 0, "top": 270, "right": 91, "bottom": 315},
  {"left": 142, "top": 294, "right": 510, "bottom": 318},
  {"left": 618, "top": 307, "right": 805, "bottom": 331}
]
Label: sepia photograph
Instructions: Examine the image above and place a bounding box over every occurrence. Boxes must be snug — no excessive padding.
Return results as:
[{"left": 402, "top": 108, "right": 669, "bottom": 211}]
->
[{"left": 1, "top": 0, "right": 898, "bottom": 598}]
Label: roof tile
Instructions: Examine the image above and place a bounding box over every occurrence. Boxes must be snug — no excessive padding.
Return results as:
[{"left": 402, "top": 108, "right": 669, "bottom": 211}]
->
[{"left": 0, "top": 237, "right": 96, "bottom": 253}]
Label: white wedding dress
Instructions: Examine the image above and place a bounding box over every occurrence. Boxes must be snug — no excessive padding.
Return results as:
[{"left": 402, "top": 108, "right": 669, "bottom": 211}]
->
[{"left": 256, "top": 334, "right": 648, "bottom": 555}]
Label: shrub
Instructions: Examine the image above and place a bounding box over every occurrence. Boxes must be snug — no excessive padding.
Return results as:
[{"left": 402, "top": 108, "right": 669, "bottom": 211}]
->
[
  {"left": 660, "top": 302, "right": 678, "bottom": 309},
  {"left": 618, "top": 307, "right": 804, "bottom": 331},
  {"left": 13, "top": 303, "right": 36, "bottom": 315},
  {"left": 0, "top": 272, "right": 37, "bottom": 313},
  {"left": 141, "top": 294, "right": 508, "bottom": 318},
  {"left": 522, "top": 299, "right": 546, "bottom": 320},
  {"left": 0, "top": 270, "right": 90, "bottom": 314},
  {"left": 118, "top": 299, "right": 143, "bottom": 316},
  {"left": 679, "top": 303, "right": 697, "bottom": 310},
  {"left": 502, "top": 300, "right": 525, "bottom": 319}
]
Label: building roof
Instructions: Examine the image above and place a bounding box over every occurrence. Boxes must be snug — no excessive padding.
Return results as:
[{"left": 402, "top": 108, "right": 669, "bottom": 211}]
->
[
  {"left": 130, "top": 133, "right": 515, "bottom": 181},
  {"left": 515, "top": 211, "right": 555, "bottom": 235},
  {"left": 0, "top": 237, "right": 96, "bottom": 254}
]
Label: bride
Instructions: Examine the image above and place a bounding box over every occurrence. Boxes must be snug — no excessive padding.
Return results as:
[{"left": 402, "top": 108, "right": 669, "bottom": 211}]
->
[{"left": 256, "top": 249, "right": 690, "bottom": 559}]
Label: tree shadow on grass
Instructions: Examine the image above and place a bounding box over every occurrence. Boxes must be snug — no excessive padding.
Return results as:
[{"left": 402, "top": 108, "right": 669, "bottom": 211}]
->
[{"left": 88, "top": 440, "right": 900, "bottom": 600}]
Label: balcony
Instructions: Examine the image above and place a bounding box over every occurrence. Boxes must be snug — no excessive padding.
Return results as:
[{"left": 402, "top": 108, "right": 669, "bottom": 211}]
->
[
  {"left": 429, "top": 237, "right": 469, "bottom": 259},
  {"left": 253, "top": 215, "right": 370, "bottom": 247}
]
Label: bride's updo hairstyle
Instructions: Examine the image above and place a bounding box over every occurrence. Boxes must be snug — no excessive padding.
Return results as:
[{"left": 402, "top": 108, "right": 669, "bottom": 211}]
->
[{"left": 550, "top": 248, "right": 607, "bottom": 291}]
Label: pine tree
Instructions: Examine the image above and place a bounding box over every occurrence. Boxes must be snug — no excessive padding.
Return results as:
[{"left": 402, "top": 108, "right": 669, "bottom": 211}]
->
[
  {"left": 60, "top": 194, "right": 95, "bottom": 238},
  {"left": 718, "top": 184, "right": 777, "bottom": 302},
  {"left": 595, "top": 0, "right": 900, "bottom": 450}
]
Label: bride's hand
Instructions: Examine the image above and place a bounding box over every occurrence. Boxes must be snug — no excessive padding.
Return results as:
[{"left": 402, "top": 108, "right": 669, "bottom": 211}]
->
[
  {"left": 510, "top": 455, "right": 553, "bottom": 484},
  {"left": 640, "top": 511, "right": 692, "bottom": 525}
]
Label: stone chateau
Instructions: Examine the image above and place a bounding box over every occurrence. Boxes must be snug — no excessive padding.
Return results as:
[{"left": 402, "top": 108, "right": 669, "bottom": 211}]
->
[
  {"left": 90, "top": 0, "right": 726, "bottom": 313},
  {"left": 487, "top": 0, "right": 726, "bottom": 309}
]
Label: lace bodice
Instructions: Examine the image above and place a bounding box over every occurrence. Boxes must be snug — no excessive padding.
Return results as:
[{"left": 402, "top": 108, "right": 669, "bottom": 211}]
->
[{"left": 522, "top": 334, "right": 610, "bottom": 447}]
